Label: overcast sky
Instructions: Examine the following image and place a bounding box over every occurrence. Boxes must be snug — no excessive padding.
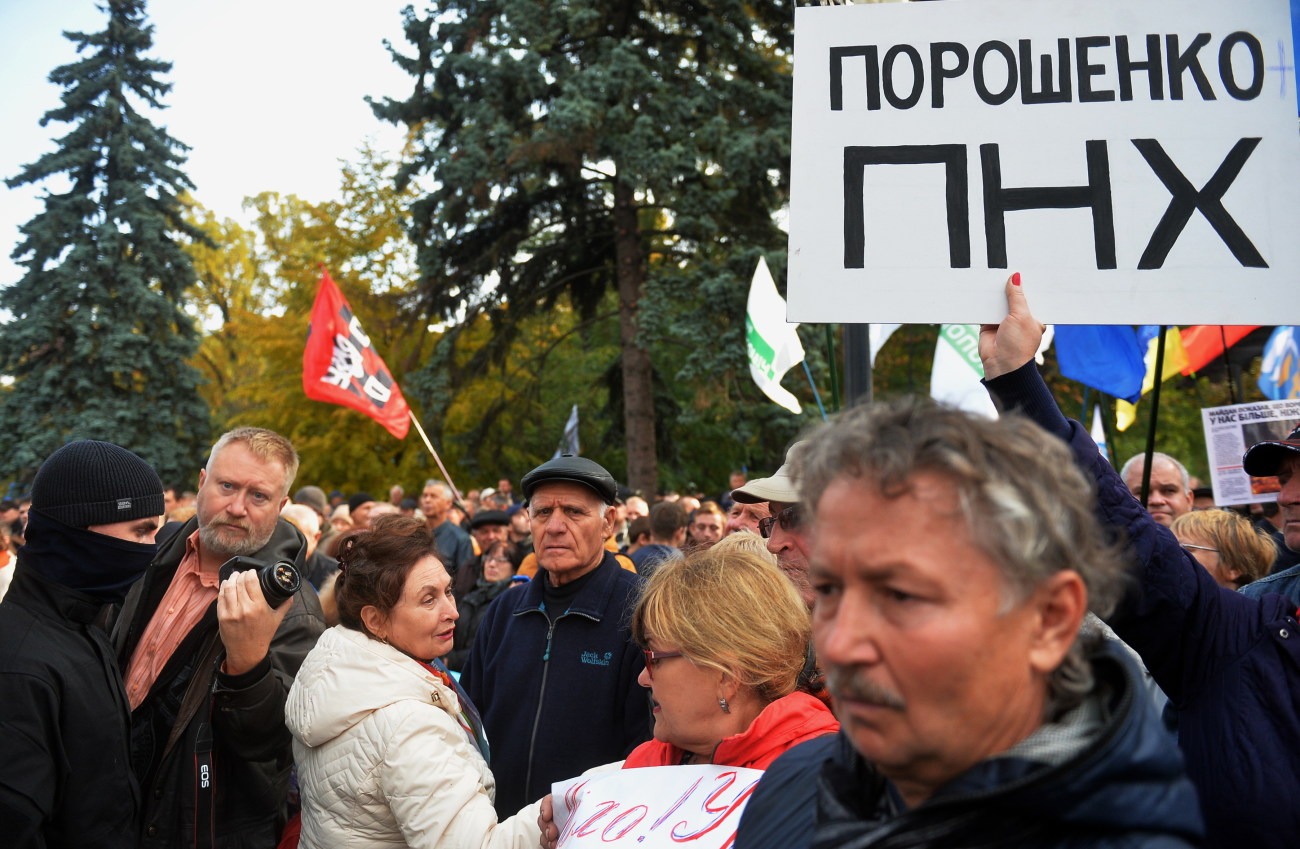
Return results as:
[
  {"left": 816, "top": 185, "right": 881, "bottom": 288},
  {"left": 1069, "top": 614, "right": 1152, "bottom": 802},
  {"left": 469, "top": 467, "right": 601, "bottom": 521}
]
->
[{"left": 0, "top": 0, "right": 418, "bottom": 287}]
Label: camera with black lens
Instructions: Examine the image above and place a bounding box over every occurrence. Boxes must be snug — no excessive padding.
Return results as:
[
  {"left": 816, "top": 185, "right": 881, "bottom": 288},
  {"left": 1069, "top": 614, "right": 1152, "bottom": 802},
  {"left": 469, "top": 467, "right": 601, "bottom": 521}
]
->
[{"left": 218, "top": 555, "right": 301, "bottom": 608}]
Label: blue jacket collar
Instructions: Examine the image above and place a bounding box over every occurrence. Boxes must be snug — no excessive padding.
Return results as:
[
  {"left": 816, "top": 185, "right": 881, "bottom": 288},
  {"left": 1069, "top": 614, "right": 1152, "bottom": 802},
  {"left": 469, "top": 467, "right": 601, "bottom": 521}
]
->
[{"left": 508, "top": 550, "right": 627, "bottom": 621}]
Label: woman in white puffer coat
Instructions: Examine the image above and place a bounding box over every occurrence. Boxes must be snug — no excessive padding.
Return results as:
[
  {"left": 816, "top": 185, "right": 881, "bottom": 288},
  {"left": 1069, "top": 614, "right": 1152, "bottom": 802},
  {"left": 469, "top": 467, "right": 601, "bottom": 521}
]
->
[{"left": 286, "top": 515, "right": 542, "bottom": 849}]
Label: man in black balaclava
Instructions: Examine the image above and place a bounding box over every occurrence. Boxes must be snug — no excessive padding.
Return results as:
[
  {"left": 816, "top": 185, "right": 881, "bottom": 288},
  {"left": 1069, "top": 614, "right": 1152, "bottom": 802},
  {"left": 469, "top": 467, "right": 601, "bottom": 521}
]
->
[{"left": 0, "top": 440, "right": 164, "bottom": 849}]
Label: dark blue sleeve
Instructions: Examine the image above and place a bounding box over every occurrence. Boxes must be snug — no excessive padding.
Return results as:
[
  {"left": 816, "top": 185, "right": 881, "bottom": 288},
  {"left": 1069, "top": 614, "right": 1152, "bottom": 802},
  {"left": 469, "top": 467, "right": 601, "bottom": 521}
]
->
[
  {"left": 984, "top": 361, "right": 1267, "bottom": 706},
  {"left": 734, "top": 736, "right": 836, "bottom": 849}
]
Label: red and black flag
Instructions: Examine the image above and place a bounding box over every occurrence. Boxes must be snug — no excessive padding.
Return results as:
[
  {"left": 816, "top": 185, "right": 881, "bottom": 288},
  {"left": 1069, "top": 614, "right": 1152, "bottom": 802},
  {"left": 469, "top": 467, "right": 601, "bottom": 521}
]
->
[{"left": 303, "top": 270, "right": 411, "bottom": 439}]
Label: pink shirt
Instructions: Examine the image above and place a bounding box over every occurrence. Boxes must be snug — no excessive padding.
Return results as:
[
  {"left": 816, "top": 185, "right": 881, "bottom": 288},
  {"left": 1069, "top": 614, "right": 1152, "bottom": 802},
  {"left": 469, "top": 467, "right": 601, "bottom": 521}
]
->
[{"left": 125, "top": 530, "right": 219, "bottom": 710}]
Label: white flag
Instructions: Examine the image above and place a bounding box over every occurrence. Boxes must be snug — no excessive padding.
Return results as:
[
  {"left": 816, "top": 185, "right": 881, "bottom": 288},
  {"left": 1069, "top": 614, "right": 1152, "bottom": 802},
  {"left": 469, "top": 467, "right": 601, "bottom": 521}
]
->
[
  {"left": 746, "top": 257, "right": 805, "bottom": 415},
  {"left": 931, "top": 325, "right": 996, "bottom": 418},
  {"left": 869, "top": 324, "right": 900, "bottom": 367},
  {"left": 1091, "top": 404, "right": 1109, "bottom": 460}
]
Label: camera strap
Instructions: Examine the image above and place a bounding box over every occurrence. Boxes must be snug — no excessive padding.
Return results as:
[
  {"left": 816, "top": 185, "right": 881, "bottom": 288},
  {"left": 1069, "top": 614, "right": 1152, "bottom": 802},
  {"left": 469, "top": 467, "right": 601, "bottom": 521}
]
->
[
  {"left": 192, "top": 676, "right": 218, "bottom": 849},
  {"left": 163, "top": 631, "right": 223, "bottom": 761}
]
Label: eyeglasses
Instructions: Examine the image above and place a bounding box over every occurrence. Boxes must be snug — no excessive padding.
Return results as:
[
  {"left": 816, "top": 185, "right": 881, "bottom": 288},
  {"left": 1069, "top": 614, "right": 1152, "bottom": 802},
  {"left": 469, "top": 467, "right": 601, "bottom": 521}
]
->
[
  {"left": 642, "top": 649, "right": 684, "bottom": 678},
  {"left": 758, "top": 505, "right": 800, "bottom": 539},
  {"left": 1180, "top": 543, "right": 1218, "bottom": 554}
]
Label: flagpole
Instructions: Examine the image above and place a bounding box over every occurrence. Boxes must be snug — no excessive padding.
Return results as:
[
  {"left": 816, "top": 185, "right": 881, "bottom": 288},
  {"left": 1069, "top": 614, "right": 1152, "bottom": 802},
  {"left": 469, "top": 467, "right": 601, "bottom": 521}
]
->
[
  {"left": 801, "top": 362, "right": 828, "bottom": 421},
  {"left": 1138, "top": 326, "right": 1169, "bottom": 509},
  {"left": 823, "top": 326, "right": 841, "bottom": 412},
  {"left": 1098, "top": 392, "right": 1119, "bottom": 467},
  {"left": 407, "top": 411, "right": 463, "bottom": 502},
  {"left": 843, "top": 324, "right": 872, "bottom": 406},
  {"left": 1220, "top": 326, "right": 1240, "bottom": 405}
]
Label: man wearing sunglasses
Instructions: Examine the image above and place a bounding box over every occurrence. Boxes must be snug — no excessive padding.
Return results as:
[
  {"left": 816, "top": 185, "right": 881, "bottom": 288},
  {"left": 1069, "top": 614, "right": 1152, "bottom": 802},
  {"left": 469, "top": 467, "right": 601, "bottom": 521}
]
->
[{"left": 732, "top": 444, "right": 814, "bottom": 608}]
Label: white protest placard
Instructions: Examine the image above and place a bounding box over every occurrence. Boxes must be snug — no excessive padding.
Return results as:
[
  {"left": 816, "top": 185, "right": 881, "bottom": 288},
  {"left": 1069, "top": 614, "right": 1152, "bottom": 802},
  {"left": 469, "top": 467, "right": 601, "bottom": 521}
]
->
[
  {"left": 788, "top": 0, "right": 1300, "bottom": 325},
  {"left": 1201, "top": 398, "right": 1300, "bottom": 504},
  {"left": 551, "top": 765, "right": 763, "bottom": 849}
]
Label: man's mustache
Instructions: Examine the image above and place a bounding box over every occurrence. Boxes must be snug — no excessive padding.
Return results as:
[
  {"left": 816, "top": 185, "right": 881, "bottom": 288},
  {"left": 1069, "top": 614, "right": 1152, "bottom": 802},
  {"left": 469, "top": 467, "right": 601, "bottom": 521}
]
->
[{"left": 826, "top": 666, "right": 907, "bottom": 710}]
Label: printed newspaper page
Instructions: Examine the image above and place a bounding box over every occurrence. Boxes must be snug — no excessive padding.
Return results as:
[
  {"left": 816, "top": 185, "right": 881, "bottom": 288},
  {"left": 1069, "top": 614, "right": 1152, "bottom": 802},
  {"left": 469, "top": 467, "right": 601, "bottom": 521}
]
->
[{"left": 1202, "top": 398, "right": 1300, "bottom": 505}]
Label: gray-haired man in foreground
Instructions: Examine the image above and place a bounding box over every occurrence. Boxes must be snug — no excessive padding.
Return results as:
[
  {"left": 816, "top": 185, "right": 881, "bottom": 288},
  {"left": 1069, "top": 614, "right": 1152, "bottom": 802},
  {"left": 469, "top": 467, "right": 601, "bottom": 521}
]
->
[{"left": 735, "top": 334, "right": 1201, "bottom": 845}]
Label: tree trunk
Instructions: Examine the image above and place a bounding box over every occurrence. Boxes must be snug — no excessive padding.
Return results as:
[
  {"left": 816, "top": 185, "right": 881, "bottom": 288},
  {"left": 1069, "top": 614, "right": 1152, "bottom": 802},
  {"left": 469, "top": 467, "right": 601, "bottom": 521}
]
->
[{"left": 613, "top": 179, "right": 658, "bottom": 495}]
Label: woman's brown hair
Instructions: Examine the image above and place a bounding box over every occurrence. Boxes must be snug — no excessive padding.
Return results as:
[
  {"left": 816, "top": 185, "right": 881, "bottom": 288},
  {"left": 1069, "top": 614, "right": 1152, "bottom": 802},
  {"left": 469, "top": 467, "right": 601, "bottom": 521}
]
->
[{"left": 335, "top": 514, "right": 443, "bottom": 636}]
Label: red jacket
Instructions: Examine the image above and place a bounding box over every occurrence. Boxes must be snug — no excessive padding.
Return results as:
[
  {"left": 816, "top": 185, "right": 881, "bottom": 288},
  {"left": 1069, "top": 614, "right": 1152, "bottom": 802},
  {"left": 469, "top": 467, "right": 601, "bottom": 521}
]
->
[{"left": 622, "top": 691, "right": 838, "bottom": 770}]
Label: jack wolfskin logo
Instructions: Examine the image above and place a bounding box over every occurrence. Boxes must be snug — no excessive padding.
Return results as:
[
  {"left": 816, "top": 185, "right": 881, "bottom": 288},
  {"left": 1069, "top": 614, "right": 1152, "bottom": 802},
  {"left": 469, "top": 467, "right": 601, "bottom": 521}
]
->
[{"left": 581, "top": 651, "right": 613, "bottom": 667}]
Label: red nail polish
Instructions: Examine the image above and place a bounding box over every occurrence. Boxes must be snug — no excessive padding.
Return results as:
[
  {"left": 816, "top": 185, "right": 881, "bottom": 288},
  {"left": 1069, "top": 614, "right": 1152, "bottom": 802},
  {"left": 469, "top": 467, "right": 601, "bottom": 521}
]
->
[{"left": 1012, "top": 272, "right": 1021, "bottom": 286}]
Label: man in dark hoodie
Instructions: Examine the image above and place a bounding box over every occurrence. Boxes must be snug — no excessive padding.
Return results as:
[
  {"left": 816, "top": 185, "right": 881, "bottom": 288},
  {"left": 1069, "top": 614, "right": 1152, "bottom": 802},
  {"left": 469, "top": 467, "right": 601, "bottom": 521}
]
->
[{"left": 0, "top": 440, "right": 165, "bottom": 849}]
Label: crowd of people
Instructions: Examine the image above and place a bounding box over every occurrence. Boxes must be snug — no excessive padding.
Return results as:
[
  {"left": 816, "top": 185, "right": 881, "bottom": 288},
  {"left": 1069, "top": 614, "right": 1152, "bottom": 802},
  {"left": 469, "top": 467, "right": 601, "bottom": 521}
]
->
[{"left": 1, "top": 277, "right": 1299, "bottom": 848}]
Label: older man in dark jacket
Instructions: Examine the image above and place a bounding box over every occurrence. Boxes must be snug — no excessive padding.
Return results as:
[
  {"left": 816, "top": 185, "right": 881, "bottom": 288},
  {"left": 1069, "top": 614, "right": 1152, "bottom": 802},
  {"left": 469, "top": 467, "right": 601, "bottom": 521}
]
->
[
  {"left": 736, "top": 302, "right": 1202, "bottom": 848},
  {"left": 462, "top": 455, "right": 649, "bottom": 817},
  {"left": 0, "top": 440, "right": 165, "bottom": 849},
  {"left": 114, "top": 428, "right": 323, "bottom": 849},
  {"left": 978, "top": 277, "right": 1297, "bottom": 849}
]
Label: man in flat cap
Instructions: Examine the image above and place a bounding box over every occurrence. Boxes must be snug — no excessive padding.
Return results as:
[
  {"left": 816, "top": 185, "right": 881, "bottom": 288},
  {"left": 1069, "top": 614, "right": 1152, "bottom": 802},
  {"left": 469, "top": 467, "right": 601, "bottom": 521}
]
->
[
  {"left": 468, "top": 509, "right": 511, "bottom": 557},
  {"left": 462, "top": 454, "right": 650, "bottom": 817},
  {"left": 0, "top": 440, "right": 165, "bottom": 848},
  {"left": 454, "top": 509, "right": 512, "bottom": 596}
]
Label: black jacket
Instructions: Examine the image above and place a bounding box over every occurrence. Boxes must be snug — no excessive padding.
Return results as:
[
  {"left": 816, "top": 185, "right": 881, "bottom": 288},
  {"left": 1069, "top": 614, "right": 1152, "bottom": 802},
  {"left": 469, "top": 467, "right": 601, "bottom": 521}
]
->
[
  {"left": 0, "top": 566, "right": 140, "bottom": 849},
  {"left": 445, "top": 575, "right": 512, "bottom": 672},
  {"left": 113, "top": 517, "right": 324, "bottom": 849},
  {"left": 735, "top": 642, "right": 1203, "bottom": 849}
]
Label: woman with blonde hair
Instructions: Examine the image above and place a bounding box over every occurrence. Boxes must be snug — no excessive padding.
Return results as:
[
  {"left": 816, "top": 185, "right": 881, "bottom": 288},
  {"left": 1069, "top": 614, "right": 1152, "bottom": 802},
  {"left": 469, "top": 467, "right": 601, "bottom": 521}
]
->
[
  {"left": 537, "top": 542, "right": 837, "bottom": 848},
  {"left": 623, "top": 544, "right": 838, "bottom": 769},
  {"left": 1171, "top": 509, "right": 1276, "bottom": 590}
]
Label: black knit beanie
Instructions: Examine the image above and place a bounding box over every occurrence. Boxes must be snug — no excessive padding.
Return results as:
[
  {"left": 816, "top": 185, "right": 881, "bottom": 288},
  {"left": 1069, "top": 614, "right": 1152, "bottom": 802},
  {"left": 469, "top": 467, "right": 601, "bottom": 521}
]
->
[{"left": 30, "top": 440, "right": 165, "bottom": 527}]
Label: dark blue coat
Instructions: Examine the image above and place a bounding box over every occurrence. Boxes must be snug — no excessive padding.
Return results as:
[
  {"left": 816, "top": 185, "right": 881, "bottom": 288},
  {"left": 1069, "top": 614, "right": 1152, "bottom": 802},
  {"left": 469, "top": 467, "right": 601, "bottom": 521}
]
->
[
  {"left": 986, "top": 362, "right": 1300, "bottom": 849},
  {"left": 736, "top": 642, "right": 1201, "bottom": 849},
  {"left": 461, "top": 551, "right": 650, "bottom": 816}
]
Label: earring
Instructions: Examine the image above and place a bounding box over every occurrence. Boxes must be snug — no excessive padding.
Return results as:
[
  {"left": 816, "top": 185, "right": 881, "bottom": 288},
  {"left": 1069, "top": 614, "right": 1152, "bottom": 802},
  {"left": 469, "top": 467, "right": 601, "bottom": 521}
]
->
[{"left": 719, "top": 697, "right": 730, "bottom": 714}]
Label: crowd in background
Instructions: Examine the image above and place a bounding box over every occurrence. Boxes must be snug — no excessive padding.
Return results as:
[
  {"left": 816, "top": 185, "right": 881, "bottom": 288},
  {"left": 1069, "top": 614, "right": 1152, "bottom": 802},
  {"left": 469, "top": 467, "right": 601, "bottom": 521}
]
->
[{"left": 2, "top": 282, "right": 1299, "bottom": 849}]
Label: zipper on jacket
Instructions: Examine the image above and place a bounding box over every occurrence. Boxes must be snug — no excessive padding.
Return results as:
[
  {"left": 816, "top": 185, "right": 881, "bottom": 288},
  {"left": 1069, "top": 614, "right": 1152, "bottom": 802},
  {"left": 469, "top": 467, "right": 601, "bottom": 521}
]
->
[
  {"left": 523, "top": 608, "right": 602, "bottom": 801},
  {"left": 524, "top": 616, "right": 558, "bottom": 796}
]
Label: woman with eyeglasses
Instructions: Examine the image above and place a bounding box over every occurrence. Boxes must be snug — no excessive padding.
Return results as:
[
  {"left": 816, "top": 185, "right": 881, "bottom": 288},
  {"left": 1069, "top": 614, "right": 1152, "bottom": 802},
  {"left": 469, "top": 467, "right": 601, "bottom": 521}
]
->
[
  {"left": 285, "top": 516, "right": 541, "bottom": 849},
  {"left": 621, "top": 541, "right": 838, "bottom": 769},
  {"left": 1171, "top": 509, "right": 1276, "bottom": 590},
  {"left": 536, "top": 537, "right": 836, "bottom": 849},
  {"left": 446, "top": 540, "right": 520, "bottom": 672}
]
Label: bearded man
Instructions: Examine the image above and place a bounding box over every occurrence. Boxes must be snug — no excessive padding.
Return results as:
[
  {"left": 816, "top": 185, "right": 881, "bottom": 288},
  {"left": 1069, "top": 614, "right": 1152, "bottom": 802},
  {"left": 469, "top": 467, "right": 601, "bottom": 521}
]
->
[{"left": 114, "top": 427, "right": 324, "bottom": 849}]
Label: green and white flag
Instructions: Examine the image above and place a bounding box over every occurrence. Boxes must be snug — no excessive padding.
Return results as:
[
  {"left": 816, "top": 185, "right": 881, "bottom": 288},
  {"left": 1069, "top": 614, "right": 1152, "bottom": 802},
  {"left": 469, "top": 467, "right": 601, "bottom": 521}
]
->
[
  {"left": 931, "top": 324, "right": 997, "bottom": 418},
  {"left": 746, "top": 257, "right": 805, "bottom": 415}
]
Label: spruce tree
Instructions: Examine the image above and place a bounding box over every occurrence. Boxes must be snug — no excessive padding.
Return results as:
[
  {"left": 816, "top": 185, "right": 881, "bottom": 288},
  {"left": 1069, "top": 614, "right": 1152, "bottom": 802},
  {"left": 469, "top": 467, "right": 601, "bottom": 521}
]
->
[
  {"left": 371, "top": 0, "right": 796, "bottom": 495},
  {"left": 1, "top": 0, "right": 211, "bottom": 489}
]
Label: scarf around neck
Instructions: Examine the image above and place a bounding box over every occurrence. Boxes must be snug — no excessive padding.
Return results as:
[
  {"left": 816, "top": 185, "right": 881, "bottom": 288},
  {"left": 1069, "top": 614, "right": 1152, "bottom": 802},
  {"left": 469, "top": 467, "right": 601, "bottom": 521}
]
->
[{"left": 20, "top": 509, "right": 156, "bottom": 603}]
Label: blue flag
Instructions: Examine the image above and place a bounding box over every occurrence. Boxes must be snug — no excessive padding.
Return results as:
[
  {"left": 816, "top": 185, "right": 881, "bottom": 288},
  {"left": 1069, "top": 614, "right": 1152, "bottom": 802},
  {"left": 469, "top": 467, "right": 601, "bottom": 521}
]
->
[
  {"left": 1259, "top": 326, "right": 1300, "bottom": 400},
  {"left": 1053, "top": 325, "right": 1145, "bottom": 402}
]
